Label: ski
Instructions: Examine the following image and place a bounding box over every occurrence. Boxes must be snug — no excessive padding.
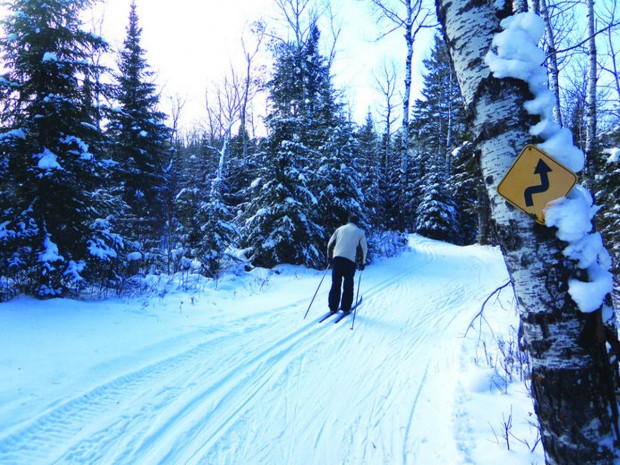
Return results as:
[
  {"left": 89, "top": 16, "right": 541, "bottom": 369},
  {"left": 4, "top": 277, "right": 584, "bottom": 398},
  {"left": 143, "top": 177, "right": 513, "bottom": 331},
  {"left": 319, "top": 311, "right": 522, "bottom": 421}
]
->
[
  {"left": 318, "top": 311, "right": 338, "bottom": 323},
  {"left": 334, "top": 296, "right": 363, "bottom": 324}
]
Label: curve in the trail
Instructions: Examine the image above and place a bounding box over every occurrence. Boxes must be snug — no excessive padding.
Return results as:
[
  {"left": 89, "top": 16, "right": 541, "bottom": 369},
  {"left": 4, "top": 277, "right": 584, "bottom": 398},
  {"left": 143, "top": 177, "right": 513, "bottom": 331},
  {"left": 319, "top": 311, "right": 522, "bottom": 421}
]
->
[{"left": 0, "top": 238, "right": 504, "bottom": 465}]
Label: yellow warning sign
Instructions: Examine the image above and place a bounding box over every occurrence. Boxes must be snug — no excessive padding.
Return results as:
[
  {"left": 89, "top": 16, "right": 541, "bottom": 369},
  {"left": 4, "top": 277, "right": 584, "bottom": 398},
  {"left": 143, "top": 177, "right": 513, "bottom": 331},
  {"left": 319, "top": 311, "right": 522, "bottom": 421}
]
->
[{"left": 497, "top": 145, "right": 578, "bottom": 224}]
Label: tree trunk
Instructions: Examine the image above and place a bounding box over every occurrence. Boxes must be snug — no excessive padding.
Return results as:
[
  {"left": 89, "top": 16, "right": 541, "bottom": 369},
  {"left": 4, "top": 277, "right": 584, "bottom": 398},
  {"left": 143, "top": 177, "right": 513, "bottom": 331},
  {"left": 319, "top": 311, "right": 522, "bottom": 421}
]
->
[
  {"left": 371, "top": 0, "right": 431, "bottom": 230},
  {"left": 434, "top": 1, "right": 619, "bottom": 463},
  {"left": 476, "top": 178, "right": 491, "bottom": 245},
  {"left": 540, "top": 0, "right": 563, "bottom": 127},
  {"left": 584, "top": 0, "right": 598, "bottom": 186},
  {"left": 401, "top": 2, "right": 414, "bottom": 193}
]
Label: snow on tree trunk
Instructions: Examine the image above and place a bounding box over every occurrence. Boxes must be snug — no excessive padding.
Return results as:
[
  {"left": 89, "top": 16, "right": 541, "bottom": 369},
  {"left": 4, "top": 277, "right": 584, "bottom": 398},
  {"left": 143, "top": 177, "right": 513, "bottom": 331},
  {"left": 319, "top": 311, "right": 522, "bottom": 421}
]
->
[{"left": 435, "top": 1, "right": 619, "bottom": 463}]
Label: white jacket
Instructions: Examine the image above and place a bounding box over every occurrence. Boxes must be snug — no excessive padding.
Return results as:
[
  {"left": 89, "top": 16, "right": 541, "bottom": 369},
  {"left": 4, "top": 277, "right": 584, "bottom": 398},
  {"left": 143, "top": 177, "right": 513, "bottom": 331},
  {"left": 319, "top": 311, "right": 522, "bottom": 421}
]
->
[{"left": 327, "top": 222, "right": 368, "bottom": 264}]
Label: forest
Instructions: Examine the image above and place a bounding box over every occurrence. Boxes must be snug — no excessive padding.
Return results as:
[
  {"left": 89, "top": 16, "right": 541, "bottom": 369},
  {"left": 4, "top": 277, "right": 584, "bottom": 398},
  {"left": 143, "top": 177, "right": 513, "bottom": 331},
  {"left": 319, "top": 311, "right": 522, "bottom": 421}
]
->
[
  {"left": 0, "top": 0, "right": 619, "bottom": 463},
  {"left": 0, "top": 0, "right": 616, "bottom": 300}
]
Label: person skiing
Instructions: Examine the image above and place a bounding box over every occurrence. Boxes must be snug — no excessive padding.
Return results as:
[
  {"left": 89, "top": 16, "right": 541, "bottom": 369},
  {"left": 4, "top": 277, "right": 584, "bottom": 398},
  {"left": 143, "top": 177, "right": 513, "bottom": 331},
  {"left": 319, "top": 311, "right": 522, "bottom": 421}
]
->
[{"left": 327, "top": 215, "right": 368, "bottom": 314}]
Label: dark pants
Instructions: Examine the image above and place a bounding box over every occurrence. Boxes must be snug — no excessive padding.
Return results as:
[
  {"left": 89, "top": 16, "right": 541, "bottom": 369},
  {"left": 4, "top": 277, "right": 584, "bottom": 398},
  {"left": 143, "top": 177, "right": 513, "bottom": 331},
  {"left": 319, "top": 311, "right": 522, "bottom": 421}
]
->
[{"left": 328, "top": 257, "right": 356, "bottom": 312}]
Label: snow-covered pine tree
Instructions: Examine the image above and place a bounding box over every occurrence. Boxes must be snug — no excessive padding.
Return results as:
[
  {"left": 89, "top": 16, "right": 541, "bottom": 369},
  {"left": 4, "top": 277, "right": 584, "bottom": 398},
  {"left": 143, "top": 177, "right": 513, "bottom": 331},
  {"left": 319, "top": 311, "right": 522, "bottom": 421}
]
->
[
  {"left": 304, "top": 23, "right": 366, "bottom": 243},
  {"left": 193, "top": 133, "right": 239, "bottom": 277},
  {"left": 356, "top": 112, "right": 385, "bottom": 229},
  {"left": 380, "top": 129, "right": 403, "bottom": 231},
  {"left": 0, "top": 0, "right": 123, "bottom": 297},
  {"left": 451, "top": 141, "right": 486, "bottom": 245},
  {"left": 198, "top": 173, "right": 239, "bottom": 277},
  {"left": 594, "top": 132, "right": 620, "bottom": 303},
  {"left": 241, "top": 139, "right": 323, "bottom": 269},
  {"left": 171, "top": 149, "right": 206, "bottom": 273},
  {"left": 410, "top": 33, "right": 466, "bottom": 170},
  {"left": 316, "top": 121, "right": 367, "bottom": 241},
  {"left": 107, "top": 0, "right": 172, "bottom": 271},
  {"left": 414, "top": 154, "right": 459, "bottom": 242},
  {"left": 409, "top": 32, "right": 467, "bottom": 242},
  {"left": 240, "top": 20, "right": 349, "bottom": 269}
]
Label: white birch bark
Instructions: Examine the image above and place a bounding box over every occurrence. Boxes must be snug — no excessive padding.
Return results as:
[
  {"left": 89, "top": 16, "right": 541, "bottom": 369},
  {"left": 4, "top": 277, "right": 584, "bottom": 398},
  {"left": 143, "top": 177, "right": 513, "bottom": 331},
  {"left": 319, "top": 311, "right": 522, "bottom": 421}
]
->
[
  {"left": 435, "top": 0, "right": 619, "bottom": 463},
  {"left": 370, "top": 0, "right": 432, "bottom": 228},
  {"left": 539, "top": 0, "right": 563, "bottom": 126},
  {"left": 585, "top": 0, "right": 598, "bottom": 182}
]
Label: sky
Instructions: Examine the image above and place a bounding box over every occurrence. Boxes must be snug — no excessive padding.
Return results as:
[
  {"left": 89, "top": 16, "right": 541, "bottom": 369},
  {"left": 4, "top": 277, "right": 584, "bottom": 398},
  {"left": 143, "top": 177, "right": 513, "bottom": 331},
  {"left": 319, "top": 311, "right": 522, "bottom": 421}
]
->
[{"left": 86, "top": 0, "right": 435, "bottom": 133}]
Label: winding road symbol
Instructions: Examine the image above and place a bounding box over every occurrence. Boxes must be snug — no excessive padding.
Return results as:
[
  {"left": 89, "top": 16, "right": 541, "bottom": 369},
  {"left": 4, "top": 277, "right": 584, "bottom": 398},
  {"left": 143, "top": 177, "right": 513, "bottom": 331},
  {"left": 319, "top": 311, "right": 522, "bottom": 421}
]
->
[
  {"left": 524, "top": 159, "right": 552, "bottom": 207},
  {"left": 497, "top": 145, "right": 578, "bottom": 224}
]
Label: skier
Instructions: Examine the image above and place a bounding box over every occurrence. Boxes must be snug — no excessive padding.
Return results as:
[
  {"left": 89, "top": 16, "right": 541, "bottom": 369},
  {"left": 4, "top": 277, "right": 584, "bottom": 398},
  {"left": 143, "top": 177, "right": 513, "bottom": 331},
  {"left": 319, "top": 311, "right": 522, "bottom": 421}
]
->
[{"left": 327, "top": 215, "right": 368, "bottom": 314}]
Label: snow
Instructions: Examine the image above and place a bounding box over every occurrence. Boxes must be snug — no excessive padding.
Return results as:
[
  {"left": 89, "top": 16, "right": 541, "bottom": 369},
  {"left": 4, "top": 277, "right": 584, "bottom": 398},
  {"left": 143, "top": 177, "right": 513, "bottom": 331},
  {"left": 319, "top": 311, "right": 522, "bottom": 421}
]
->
[
  {"left": 36, "top": 148, "right": 62, "bottom": 171},
  {"left": 0, "top": 236, "right": 544, "bottom": 464},
  {"left": 605, "top": 147, "right": 619, "bottom": 164},
  {"left": 38, "top": 235, "right": 63, "bottom": 263},
  {"left": 41, "top": 52, "right": 58, "bottom": 63},
  {"left": 0, "top": 128, "right": 26, "bottom": 140},
  {"left": 485, "top": 12, "right": 613, "bottom": 314},
  {"left": 127, "top": 251, "right": 142, "bottom": 262}
]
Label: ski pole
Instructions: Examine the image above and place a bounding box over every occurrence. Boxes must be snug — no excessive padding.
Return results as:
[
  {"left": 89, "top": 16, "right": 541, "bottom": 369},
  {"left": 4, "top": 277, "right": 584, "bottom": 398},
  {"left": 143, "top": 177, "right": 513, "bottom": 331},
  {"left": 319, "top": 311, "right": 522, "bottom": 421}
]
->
[
  {"left": 303, "top": 264, "right": 330, "bottom": 319},
  {"left": 351, "top": 268, "right": 363, "bottom": 330}
]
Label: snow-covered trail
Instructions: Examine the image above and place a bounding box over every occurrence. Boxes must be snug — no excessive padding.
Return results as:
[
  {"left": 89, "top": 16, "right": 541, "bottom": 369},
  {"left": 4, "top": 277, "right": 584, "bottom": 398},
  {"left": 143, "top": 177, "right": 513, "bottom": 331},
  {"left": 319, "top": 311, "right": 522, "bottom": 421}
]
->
[{"left": 0, "top": 236, "right": 510, "bottom": 465}]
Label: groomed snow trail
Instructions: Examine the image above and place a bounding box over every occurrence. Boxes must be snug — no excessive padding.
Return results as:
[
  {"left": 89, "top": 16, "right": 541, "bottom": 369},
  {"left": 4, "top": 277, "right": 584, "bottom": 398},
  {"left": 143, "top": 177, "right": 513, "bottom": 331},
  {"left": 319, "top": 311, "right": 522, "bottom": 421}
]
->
[{"left": 0, "top": 236, "right": 510, "bottom": 465}]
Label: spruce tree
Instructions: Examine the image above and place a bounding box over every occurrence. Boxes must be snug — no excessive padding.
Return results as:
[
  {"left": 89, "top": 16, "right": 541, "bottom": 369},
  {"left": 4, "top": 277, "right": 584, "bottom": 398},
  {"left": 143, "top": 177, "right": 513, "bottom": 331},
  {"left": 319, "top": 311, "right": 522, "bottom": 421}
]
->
[
  {"left": 316, "top": 121, "right": 367, "bottom": 238},
  {"left": 451, "top": 142, "right": 484, "bottom": 244},
  {"left": 241, "top": 139, "right": 323, "bottom": 268},
  {"left": 240, "top": 21, "right": 353, "bottom": 268},
  {"left": 107, "top": 0, "right": 172, "bottom": 269},
  {"left": 0, "top": 0, "right": 123, "bottom": 297},
  {"left": 595, "top": 132, "right": 620, "bottom": 294},
  {"left": 415, "top": 154, "right": 459, "bottom": 242},
  {"left": 356, "top": 113, "right": 384, "bottom": 229},
  {"left": 410, "top": 32, "right": 469, "bottom": 242}
]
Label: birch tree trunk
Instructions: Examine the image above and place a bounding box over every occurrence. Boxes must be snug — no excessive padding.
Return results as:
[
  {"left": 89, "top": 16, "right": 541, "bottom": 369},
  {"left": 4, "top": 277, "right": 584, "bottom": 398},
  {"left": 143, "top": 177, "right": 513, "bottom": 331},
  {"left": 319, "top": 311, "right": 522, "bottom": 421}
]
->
[
  {"left": 584, "top": 0, "right": 598, "bottom": 186},
  {"left": 370, "top": 0, "right": 432, "bottom": 230},
  {"left": 540, "top": 0, "right": 563, "bottom": 127},
  {"left": 434, "top": 1, "right": 619, "bottom": 463}
]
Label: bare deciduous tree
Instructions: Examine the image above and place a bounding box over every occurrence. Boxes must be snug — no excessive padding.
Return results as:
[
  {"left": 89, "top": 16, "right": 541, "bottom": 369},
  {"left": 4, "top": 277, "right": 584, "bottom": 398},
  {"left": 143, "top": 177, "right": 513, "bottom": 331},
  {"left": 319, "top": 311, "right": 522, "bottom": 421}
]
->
[
  {"left": 369, "top": 0, "right": 435, "bottom": 229},
  {"left": 584, "top": 0, "right": 598, "bottom": 185},
  {"left": 373, "top": 59, "right": 400, "bottom": 173}
]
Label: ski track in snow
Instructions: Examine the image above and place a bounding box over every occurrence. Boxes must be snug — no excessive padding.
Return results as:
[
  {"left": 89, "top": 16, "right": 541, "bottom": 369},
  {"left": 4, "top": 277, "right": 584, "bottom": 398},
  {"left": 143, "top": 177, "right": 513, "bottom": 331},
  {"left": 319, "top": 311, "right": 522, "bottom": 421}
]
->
[{"left": 0, "top": 237, "right": 507, "bottom": 465}]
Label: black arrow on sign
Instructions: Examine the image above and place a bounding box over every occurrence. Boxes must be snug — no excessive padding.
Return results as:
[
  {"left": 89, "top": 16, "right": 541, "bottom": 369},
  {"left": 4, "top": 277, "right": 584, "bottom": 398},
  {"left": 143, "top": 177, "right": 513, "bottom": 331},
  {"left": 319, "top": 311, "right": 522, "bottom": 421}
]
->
[{"left": 524, "top": 159, "right": 552, "bottom": 207}]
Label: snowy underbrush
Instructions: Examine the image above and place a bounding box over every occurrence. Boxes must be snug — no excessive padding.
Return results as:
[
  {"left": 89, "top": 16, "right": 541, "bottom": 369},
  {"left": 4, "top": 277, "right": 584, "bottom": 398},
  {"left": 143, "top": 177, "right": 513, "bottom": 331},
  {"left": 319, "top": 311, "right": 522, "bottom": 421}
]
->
[
  {"left": 0, "top": 230, "right": 410, "bottom": 303},
  {"left": 457, "top": 280, "right": 544, "bottom": 464},
  {"left": 60, "top": 230, "right": 410, "bottom": 301},
  {"left": 0, "top": 276, "right": 18, "bottom": 302},
  {"left": 367, "top": 230, "right": 409, "bottom": 259}
]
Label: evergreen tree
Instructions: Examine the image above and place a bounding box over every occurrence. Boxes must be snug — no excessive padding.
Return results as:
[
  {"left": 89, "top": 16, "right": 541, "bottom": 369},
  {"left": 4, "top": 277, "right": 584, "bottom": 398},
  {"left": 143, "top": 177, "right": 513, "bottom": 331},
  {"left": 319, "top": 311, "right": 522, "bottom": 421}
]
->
[
  {"left": 380, "top": 130, "right": 402, "bottom": 231},
  {"left": 451, "top": 141, "right": 484, "bottom": 245},
  {"left": 409, "top": 32, "right": 469, "bottom": 241},
  {"left": 316, "top": 121, "right": 367, "bottom": 239},
  {"left": 197, "top": 174, "right": 239, "bottom": 277},
  {"left": 0, "top": 0, "right": 123, "bottom": 297},
  {"left": 241, "top": 139, "right": 323, "bottom": 268},
  {"left": 173, "top": 152, "right": 206, "bottom": 261},
  {"left": 107, "top": 0, "right": 172, "bottom": 268},
  {"left": 411, "top": 33, "right": 466, "bottom": 165},
  {"left": 414, "top": 154, "right": 459, "bottom": 242},
  {"left": 356, "top": 113, "right": 384, "bottom": 229},
  {"left": 240, "top": 21, "right": 354, "bottom": 268},
  {"left": 594, "top": 131, "right": 620, "bottom": 295}
]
